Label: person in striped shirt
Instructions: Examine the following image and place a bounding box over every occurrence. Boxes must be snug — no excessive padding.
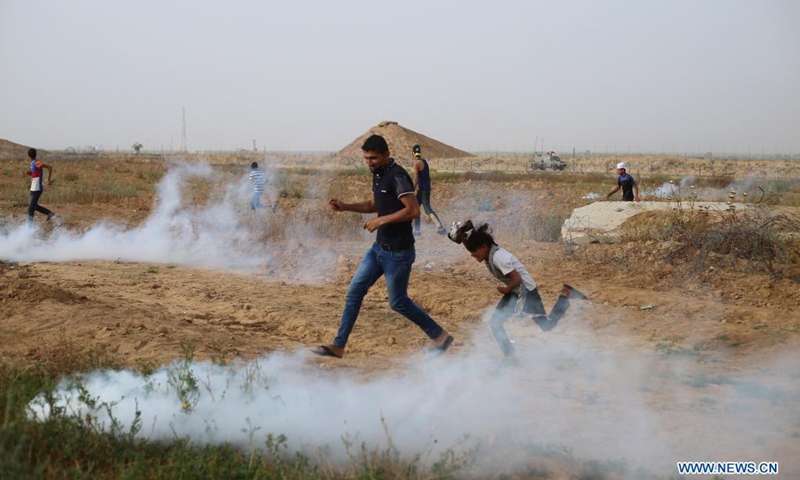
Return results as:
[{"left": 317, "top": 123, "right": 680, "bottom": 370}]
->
[
  {"left": 249, "top": 162, "right": 267, "bottom": 214},
  {"left": 25, "top": 148, "right": 55, "bottom": 226}
]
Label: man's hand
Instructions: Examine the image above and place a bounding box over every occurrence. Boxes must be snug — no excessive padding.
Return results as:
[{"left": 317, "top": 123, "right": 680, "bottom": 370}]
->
[
  {"left": 363, "top": 216, "right": 384, "bottom": 232},
  {"left": 47, "top": 179, "right": 52, "bottom": 186},
  {"left": 328, "top": 198, "right": 344, "bottom": 212},
  {"left": 497, "top": 286, "right": 508, "bottom": 295}
]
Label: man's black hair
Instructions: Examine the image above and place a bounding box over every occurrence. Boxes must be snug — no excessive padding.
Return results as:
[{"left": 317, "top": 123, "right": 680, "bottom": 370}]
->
[
  {"left": 464, "top": 223, "right": 497, "bottom": 252},
  {"left": 251, "top": 162, "right": 258, "bottom": 169},
  {"left": 28, "top": 148, "right": 37, "bottom": 159},
  {"left": 361, "top": 134, "right": 389, "bottom": 153}
]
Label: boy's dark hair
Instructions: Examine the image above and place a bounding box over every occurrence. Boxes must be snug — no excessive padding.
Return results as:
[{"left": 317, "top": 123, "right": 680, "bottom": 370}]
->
[
  {"left": 251, "top": 162, "right": 258, "bottom": 169},
  {"left": 464, "top": 223, "right": 496, "bottom": 252},
  {"left": 362, "top": 134, "right": 389, "bottom": 153},
  {"left": 28, "top": 148, "right": 37, "bottom": 159}
]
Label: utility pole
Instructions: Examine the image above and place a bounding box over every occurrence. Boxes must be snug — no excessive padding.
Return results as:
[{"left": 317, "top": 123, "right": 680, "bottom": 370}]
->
[{"left": 181, "top": 107, "right": 187, "bottom": 152}]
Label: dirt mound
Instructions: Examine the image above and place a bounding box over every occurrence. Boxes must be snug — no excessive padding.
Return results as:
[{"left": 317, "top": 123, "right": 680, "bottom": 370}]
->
[
  {"left": 0, "top": 263, "right": 88, "bottom": 312},
  {"left": 333, "top": 121, "right": 474, "bottom": 162},
  {"left": 0, "top": 138, "right": 46, "bottom": 160}
]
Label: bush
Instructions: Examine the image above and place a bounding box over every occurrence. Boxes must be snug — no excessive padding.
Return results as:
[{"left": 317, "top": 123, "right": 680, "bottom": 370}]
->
[{"left": 619, "top": 204, "right": 800, "bottom": 277}]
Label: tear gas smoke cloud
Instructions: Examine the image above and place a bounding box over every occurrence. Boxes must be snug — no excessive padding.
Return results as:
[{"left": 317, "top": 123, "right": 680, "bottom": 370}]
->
[
  {"left": 647, "top": 175, "right": 797, "bottom": 202},
  {"left": 26, "top": 313, "right": 800, "bottom": 476},
  {"left": 0, "top": 161, "right": 336, "bottom": 282}
]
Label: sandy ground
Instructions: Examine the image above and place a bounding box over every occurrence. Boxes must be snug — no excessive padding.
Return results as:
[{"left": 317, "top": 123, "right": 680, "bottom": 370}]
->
[{"left": 3, "top": 236, "right": 798, "bottom": 369}]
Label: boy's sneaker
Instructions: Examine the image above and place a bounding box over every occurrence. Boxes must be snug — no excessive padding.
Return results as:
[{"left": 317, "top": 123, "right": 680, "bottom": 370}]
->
[
  {"left": 437, "top": 226, "right": 447, "bottom": 235},
  {"left": 414, "top": 230, "right": 421, "bottom": 237},
  {"left": 46, "top": 213, "right": 56, "bottom": 222}
]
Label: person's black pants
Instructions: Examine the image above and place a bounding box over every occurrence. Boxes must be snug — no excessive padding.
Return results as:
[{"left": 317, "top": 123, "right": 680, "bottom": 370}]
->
[
  {"left": 28, "top": 190, "right": 52, "bottom": 219},
  {"left": 489, "top": 288, "right": 570, "bottom": 357}
]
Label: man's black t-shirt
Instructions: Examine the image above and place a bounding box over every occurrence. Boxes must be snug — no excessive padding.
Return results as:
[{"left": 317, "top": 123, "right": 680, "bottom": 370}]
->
[
  {"left": 618, "top": 173, "right": 636, "bottom": 201},
  {"left": 373, "top": 160, "right": 415, "bottom": 249}
]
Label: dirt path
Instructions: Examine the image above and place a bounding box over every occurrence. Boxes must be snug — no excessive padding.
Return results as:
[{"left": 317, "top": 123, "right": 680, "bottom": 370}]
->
[{"left": 3, "top": 238, "right": 797, "bottom": 373}]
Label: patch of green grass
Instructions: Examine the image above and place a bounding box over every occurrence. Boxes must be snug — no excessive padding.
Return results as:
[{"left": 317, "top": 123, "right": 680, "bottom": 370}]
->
[
  {"left": 752, "top": 323, "right": 767, "bottom": 330},
  {"left": 655, "top": 336, "right": 696, "bottom": 356},
  {"left": 686, "top": 374, "right": 733, "bottom": 389},
  {"left": 0, "top": 338, "right": 476, "bottom": 480}
]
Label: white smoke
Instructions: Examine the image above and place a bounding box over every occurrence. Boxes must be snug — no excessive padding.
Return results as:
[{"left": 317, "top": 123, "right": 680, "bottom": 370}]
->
[
  {"left": 0, "top": 161, "right": 336, "bottom": 282},
  {"left": 25, "top": 315, "right": 800, "bottom": 477},
  {"left": 649, "top": 176, "right": 696, "bottom": 199}
]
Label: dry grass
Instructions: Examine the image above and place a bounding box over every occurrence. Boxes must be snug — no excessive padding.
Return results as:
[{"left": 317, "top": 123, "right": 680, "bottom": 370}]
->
[
  {"left": 0, "top": 158, "right": 165, "bottom": 208},
  {"left": 618, "top": 205, "right": 800, "bottom": 278}
]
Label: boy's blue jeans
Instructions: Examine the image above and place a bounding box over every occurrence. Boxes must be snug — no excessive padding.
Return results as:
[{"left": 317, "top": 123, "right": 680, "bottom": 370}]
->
[
  {"left": 334, "top": 243, "right": 443, "bottom": 348},
  {"left": 250, "top": 192, "right": 263, "bottom": 211}
]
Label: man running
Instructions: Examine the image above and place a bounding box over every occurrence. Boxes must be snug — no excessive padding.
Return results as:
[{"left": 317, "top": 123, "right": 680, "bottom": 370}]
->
[
  {"left": 25, "top": 148, "right": 55, "bottom": 226},
  {"left": 311, "top": 134, "right": 453, "bottom": 358},
  {"left": 412, "top": 144, "right": 446, "bottom": 236}
]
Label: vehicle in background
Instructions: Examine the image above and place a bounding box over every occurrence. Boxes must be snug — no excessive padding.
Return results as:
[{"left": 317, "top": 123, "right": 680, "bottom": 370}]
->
[{"left": 527, "top": 151, "right": 567, "bottom": 172}]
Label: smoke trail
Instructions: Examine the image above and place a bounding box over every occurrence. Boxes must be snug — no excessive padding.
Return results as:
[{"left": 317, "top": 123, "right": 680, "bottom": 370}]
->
[
  {"left": 0, "top": 161, "right": 336, "bottom": 282},
  {"left": 26, "top": 318, "right": 800, "bottom": 477}
]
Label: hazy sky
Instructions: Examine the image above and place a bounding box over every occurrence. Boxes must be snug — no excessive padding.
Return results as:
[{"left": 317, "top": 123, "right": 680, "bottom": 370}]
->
[{"left": 1, "top": 0, "right": 798, "bottom": 154}]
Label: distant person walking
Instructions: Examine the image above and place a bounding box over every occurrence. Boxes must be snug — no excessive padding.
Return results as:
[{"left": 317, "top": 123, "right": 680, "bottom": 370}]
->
[
  {"left": 606, "top": 162, "right": 639, "bottom": 201},
  {"left": 448, "top": 220, "right": 587, "bottom": 360},
  {"left": 411, "top": 144, "right": 446, "bottom": 236},
  {"left": 311, "top": 134, "right": 453, "bottom": 359},
  {"left": 249, "top": 162, "right": 275, "bottom": 215},
  {"left": 25, "top": 148, "right": 55, "bottom": 226}
]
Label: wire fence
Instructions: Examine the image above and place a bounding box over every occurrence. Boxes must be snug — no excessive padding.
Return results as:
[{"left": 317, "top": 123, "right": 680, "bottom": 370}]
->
[{"left": 35, "top": 150, "right": 800, "bottom": 179}]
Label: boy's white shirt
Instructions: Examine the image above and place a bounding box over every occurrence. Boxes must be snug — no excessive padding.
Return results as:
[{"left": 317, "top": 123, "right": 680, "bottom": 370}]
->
[{"left": 492, "top": 248, "right": 537, "bottom": 291}]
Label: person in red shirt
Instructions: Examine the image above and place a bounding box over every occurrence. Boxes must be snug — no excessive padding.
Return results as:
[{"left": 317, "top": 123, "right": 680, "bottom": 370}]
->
[{"left": 25, "top": 148, "right": 55, "bottom": 225}]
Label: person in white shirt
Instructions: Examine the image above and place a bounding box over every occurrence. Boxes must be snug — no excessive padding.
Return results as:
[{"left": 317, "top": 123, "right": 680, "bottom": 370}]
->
[{"left": 449, "top": 221, "right": 587, "bottom": 359}]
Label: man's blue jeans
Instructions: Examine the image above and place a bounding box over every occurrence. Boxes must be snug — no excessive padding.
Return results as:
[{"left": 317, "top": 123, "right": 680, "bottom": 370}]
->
[
  {"left": 334, "top": 243, "right": 443, "bottom": 348},
  {"left": 414, "top": 190, "right": 444, "bottom": 232}
]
